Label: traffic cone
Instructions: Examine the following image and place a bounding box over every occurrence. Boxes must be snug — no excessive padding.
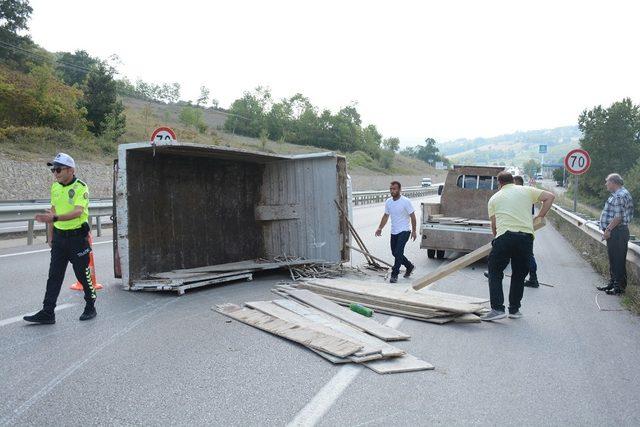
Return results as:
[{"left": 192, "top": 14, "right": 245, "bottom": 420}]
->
[{"left": 70, "top": 233, "right": 103, "bottom": 291}]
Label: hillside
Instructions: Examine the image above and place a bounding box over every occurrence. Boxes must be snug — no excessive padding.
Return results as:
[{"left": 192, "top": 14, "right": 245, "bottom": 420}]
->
[
  {"left": 440, "top": 126, "right": 581, "bottom": 166},
  {"left": 0, "top": 96, "right": 444, "bottom": 199}
]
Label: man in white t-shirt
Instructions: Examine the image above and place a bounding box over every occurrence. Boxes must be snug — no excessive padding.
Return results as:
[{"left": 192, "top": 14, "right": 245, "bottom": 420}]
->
[{"left": 375, "top": 181, "right": 417, "bottom": 283}]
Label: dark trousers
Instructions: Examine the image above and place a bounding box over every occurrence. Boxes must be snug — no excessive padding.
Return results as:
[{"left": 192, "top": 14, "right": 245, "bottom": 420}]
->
[
  {"left": 488, "top": 231, "right": 533, "bottom": 313},
  {"left": 390, "top": 230, "right": 412, "bottom": 277},
  {"left": 529, "top": 254, "right": 538, "bottom": 278},
  {"left": 43, "top": 230, "right": 96, "bottom": 313},
  {"left": 607, "top": 225, "right": 629, "bottom": 289}
]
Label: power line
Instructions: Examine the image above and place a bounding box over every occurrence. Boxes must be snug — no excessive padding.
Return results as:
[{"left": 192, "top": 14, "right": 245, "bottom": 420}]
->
[{"left": 0, "top": 39, "right": 95, "bottom": 74}]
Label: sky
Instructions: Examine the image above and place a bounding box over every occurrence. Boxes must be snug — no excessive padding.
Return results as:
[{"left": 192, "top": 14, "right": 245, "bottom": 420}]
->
[{"left": 29, "top": 0, "right": 640, "bottom": 146}]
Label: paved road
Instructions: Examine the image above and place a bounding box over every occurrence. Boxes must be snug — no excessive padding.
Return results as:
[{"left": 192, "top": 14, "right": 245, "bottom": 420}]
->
[{"left": 1, "top": 196, "right": 639, "bottom": 426}]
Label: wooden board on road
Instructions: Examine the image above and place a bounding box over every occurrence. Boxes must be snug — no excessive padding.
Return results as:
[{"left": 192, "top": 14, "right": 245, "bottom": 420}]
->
[
  {"left": 215, "top": 303, "right": 362, "bottom": 358},
  {"left": 277, "top": 287, "right": 410, "bottom": 341}
]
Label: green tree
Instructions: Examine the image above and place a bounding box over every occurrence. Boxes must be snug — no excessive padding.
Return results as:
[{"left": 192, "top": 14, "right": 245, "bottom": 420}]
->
[
  {"left": 383, "top": 136, "right": 400, "bottom": 152},
  {"left": 56, "top": 50, "right": 98, "bottom": 86},
  {"left": 522, "top": 159, "right": 540, "bottom": 177},
  {"left": 223, "top": 87, "right": 270, "bottom": 137},
  {"left": 196, "top": 85, "right": 209, "bottom": 106},
  {"left": 100, "top": 101, "right": 126, "bottom": 142},
  {"left": 0, "top": 0, "right": 35, "bottom": 69},
  {"left": 82, "top": 63, "right": 125, "bottom": 136},
  {"left": 579, "top": 98, "right": 640, "bottom": 200}
]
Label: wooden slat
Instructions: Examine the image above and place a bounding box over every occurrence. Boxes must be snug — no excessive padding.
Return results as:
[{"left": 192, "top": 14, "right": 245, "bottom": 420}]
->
[
  {"left": 304, "top": 279, "right": 479, "bottom": 314},
  {"left": 277, "top": 288, "right": 410, "bottom": 341},
  {"left": 171, "top": 259, "right": 325, "bottom": 275},
  {"left": 364, "top": 354, "right": 434, "bottom": 374},
  {"left": 273, "top": 299, "right": 405, "bottom": 358},
  {"left": 255, "top": 204, "right": 302, "bottom": 221},
  {"left": 215, "top": 304, "right": 361, "bottom": 358},
  {"left": 412, "top": 218, "right": 546, "bottom": 290},
  {"left": 419, "top": 289, "right": 489, "bottom": 304},
  {"left": 245, "top": 301, "right": 379, "bottom": 358}
]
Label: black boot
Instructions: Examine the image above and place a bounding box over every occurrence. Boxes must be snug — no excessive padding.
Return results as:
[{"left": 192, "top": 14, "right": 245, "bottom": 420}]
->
[
  {"left": 524, "top": 273, "right": 539, "bottom": 288},
  {"left": 23, "top": 310, "right": 55, "bottom": 324},
  {"left": 605, "top": 287, "right": 624, "bottom": 295},
  {"left": 79, "top": 304, "right": 97, "bottom": 321}
]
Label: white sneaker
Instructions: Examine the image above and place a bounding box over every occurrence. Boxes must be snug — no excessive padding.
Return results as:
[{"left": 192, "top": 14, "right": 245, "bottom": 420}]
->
[
  {"left": 508, "top": 311, "right": 523, "bottom": 319},
  {"left": 481, "top": 309, "right": 507, "bottom": 321}
]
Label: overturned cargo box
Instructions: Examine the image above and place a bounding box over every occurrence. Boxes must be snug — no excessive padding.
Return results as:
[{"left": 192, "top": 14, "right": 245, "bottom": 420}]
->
[{"left": 113, "top": 142, "right": 350, "bottom": 293}]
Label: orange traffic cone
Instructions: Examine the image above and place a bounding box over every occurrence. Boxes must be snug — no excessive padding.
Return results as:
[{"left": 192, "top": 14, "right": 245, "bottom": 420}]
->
[{"left": 70, "top": 233, "right": 104, "bottom": 291}]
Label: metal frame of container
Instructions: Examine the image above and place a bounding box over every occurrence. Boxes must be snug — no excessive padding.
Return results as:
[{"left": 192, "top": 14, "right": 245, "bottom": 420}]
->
[{"left": 114, "top": 142, "right": 350, "bottom": 290}]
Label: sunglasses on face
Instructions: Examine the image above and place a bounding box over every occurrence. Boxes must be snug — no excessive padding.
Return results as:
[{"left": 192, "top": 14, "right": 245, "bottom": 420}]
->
[{"left": 50, "top": 167, "right": 68, "bottom": 173}]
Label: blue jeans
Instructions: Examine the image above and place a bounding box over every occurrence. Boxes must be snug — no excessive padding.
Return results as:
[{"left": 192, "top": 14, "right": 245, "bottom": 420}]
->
[{"left": 390, "top": 231, "right": 412, "bottom": 277}]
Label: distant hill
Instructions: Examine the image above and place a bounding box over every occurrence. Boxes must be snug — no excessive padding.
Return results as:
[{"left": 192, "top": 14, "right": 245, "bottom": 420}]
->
[{"left": 439, "top": 126, "right": 581, "bottom": 166}]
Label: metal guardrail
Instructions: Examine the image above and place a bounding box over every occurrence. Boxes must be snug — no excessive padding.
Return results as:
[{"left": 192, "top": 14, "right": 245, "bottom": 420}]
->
[
  {"left": 0, "top": 200, "right": 113, "bottom": 245},
  {"left": 550, "top": 204, "right": 640, "bottom": 265},
  {"left": 352, "top": 185, "right": 440, "bottom": 205}
]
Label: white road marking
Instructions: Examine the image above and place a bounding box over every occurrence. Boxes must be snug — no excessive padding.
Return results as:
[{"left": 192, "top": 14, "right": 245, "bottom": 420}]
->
[
  {"left": 287, "top": 315, "right": 405, "bottom": 427},
  {"left": 0, "top": 240, "right": 112, "bottom": 259},
  {"left": 0, "top": 303, "right": 78, "bottom": 327},
  {"left": 287, "top": 283, "right": 437, "bottom": 427},
  {"left": 0, "top": 299, "right": 176, "bottom": 426}
]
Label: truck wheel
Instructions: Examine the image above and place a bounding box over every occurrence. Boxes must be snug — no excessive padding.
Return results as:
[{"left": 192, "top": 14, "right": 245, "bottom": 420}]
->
[
  {"left": 436, "top": 250, "right": 446, "bottom": 259},
  {"left": 427, "top": 249, "right": 435, "bottom": 259}
]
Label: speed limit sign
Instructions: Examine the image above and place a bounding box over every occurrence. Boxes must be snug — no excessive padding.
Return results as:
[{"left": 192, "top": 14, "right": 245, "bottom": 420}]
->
[
  {"left": 564, "top": 149, "right": 591, "bottom": 175},
  {"left": 150, "top": 127, "right": 177, "bottom": 145}
]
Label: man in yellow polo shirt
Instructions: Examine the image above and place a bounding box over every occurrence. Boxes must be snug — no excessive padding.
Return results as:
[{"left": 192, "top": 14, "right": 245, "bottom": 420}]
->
[
  {"left": 23, "top": 153, "right": 97, "bottom": 324},
  {"left": 481, "top": 171, "right": 555, "bottom": 321}
]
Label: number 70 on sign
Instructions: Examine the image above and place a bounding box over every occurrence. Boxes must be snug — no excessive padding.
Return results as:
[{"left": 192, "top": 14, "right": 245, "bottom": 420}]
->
[{"left": 564, "top": 149, "right": 591, "bottom": 175}]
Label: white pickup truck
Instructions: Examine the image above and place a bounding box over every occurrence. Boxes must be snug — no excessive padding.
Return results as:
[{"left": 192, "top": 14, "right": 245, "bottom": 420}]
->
[{"left": 420, "top": 165, "right": 504, "bottom": 259}]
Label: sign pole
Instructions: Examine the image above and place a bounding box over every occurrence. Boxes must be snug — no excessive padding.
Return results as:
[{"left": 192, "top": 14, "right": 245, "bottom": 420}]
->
[{"left": 574, "top": 174, "right": 578, "bottom": 212}]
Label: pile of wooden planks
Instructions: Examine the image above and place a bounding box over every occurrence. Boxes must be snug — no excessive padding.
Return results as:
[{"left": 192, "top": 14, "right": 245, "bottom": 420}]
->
[
  {"left": 294, "top": 278, "right": 489, "bottom": 324},
  {"left": 214, "top": 288, "right": 435, "bottom": 374},
  {"left": 134, "top": 258, "right": 325, "bottom": 295}
]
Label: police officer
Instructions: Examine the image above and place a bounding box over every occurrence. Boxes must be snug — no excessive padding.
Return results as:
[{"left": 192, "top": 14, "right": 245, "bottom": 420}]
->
[{"left": 24, "top": 153, "right": 97, "bottom": 324}]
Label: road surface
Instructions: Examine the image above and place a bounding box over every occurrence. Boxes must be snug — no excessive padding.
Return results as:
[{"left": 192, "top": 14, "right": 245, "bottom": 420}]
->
[{"left": 1, "top": 196, "right": 639, "bottom": 426}]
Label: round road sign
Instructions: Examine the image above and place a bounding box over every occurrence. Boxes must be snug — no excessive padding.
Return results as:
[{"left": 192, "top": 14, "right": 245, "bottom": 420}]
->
[
  {"left": 564, "top": 148, "right": 591, "bottom": 175},
  {"left": 151, "top": 127, "right": 177, "bottom": 144}
]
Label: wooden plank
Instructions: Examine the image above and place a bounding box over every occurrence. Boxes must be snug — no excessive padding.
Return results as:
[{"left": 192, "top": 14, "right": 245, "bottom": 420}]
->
[
  {"left": 255, "top": 204, "right": 302, "bottom": 221},
  {"left": 412, "top": 218, "right": 546, "bottom": 290},
  {"left": 419, "top": 289, "right": 489, "bottom": 304},
  {"left": 245, "top": 301, "right": 378, "bottom": 358},
  {"left": 304, "top": 279, "right": 479, "bottom": 314},
  {"left": 346, "top": 244, "right": 393, "bottom": 268},
  {"left": 453, "top": 313, "right": 482, "bottom": 323},
  {"left": 364, "top": 354, "right": 434, "bottom": 374},
  {"left": 167, "top": 259, "right": 325, "bottom": 275},
  {"left": 292, "top": 285, "right": 453, "bottom": 318},
  {"left": 302, "top": 293, "right": 457, "bottom": 323},
  {"left": 277, "top": 288, "right": 410, "bottom": 341},
  {"left": 273, "top": 299, "right": 404, "bottom": 358},
  {"left": 215, "top": 304, "right": 361, "bottom": 358}
]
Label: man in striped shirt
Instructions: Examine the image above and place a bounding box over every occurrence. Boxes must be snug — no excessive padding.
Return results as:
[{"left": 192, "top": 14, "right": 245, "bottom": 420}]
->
[{"left": 597, "top": 173, "right": 634, "bottom": 295}]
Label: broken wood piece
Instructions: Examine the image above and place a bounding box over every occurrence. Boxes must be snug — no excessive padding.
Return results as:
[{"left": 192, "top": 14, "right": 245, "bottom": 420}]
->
[
  {"left": 346, "top": 244, "right": 393, "bottom": 268},
  {"left": 364, "top": 353, "right": 434, "bottom": 374},
  {"left": 276, "top": 287, "right": 410, "bottom": 341},
  {"left": 411, "top": 218, "right": 546, "bottom": 290},
  {"left": 215, "top": 303, "right": 362, "bottom": 358}
]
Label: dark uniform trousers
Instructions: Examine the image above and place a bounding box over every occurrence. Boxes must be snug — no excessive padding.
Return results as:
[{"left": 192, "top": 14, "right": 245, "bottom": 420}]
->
[
  {"left": 43, "top": 226, "right": 96, "bottom": 313},
  {"left": 607, "top": 225, "right": 629, "bottom": 289},
  {"left": 487, "top": 231, "right": 533, "bottom": 313}
]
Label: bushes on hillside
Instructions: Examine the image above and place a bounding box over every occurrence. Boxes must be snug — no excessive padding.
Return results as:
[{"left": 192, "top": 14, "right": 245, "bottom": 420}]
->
[{"left": 0, "top": 65, "right": 87, "bottom": 130}]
